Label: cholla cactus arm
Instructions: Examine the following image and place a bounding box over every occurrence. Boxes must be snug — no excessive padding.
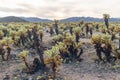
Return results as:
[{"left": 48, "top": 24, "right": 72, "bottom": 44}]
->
[{"left": 19, "top": 50, "right": 29, "bottom": 59}]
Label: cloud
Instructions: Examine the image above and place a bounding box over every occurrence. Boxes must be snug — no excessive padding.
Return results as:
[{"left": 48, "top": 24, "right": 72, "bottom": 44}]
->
[
  {"left": 0, "top": 7, "right": 29, "bottom": 13},
  {"left": 0, "top": 0, "right": 120, "bottom": 19},
  {"left": 17, "top": 3, "right": 86, "bottom": 19}
]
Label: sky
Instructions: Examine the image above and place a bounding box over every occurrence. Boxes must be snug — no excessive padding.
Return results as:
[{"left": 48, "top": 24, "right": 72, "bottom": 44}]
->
[{"left": 0, "top": 0, "right": 120, "bottom": 19}]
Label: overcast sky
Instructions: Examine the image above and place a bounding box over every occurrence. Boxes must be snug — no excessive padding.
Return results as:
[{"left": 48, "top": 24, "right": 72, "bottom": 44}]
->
[{"left": 0, "top": 0, "right": 119, "bottom": 19}]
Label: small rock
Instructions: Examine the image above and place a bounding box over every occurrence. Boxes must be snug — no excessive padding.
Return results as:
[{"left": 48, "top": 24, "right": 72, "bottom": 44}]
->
[
  {"left": 3, "top": 73, "right": 10, "bottom": 80},
  {"left": 97, "top": 75, "right": 103, "bottom": 78}
]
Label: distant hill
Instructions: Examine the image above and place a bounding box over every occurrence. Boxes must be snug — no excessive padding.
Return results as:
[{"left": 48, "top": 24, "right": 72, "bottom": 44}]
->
[
  {"left": 0, "top": 16, "right": 27, "bottom": 22},
  {"left": 21, "top": 17, "right": 52, "bottom": 22},
  {"left": 60, "top": 17, "right": 120, "bottom": 22},
  {"left": 0, "top": 16, "right": 120, "bottom": 22}
]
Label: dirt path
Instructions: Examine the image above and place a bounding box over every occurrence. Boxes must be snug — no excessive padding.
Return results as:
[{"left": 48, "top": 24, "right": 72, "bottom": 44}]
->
[{"left": 0, "top": 51, "right": 22, "bottom": 79}]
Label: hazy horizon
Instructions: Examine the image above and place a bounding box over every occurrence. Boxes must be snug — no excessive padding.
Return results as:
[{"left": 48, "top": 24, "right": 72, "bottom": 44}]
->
[{"left": 0, "top": 0, "right": 120, "bottom": 19}]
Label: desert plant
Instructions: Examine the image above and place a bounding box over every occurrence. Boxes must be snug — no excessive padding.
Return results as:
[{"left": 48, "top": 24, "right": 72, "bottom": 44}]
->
[
  {"left": 19, "top": 50, "right": 31, "bottom": 71},
  {"left": 73, "top": 27, "right": 82, "bottom": 43},
  {"left": 54, "top": 19, "right": 59, "bottom": 35},
  {"left": 103, "top": 14, "right": 110, "bottom": 29},
  {"left": 44, "top": 46, "right": 62, "bottom": 79},
  {"left": 91, "top": 34, "right": 113, "bottom": 63}
]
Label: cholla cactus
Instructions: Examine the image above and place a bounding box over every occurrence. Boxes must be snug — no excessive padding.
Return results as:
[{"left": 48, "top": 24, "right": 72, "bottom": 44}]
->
[
  {"left": 114, "top": 26, "right": 120, "bottom": 33},
  {"left": 19, "top": 50, "right": 31, "bottom": 71},
  {"left": 100, "top": 27, "right": 107, "bottom": 33},
  {"left": 38, "top": 26, "right": 43, "bottom": 30},
  {"left": 100, "top": 34, "right": 111, "bottom": 45},
  {"left": 91, "top": 34, "right": 111, "bottom": 45},
  {"left": 91, "top": 34, "right": 101, "bottom": 44},
  {"left": 0, "top": 37, "right": 14, "bottom": 46},
  {"left": 18, "top": 28, "right": 27, "bottom": 36},
  {"left": 19, "top": 50, "right": 29, "bottom": 59},
  {"left": 53, "top": 34, "right": 63, "bottom": 43},
  {"left": 10, "top": 31, "right": 16, "bottom": 37},
  {"left": 57, "top": 42, "right": 68, "bottom": 53},
  {"left": 0, "top": 31, "right": 4, "bottom": 39},
  {"left": 63, "top": 35, "right": 75, "bottom": 45},
  {"left": 44, "top": 46, "right": 62, "bottom": 78},
  {"left": 103, "top": 14, "right": 110, "bottom": 29},
  {"left": 73, "top": 27, "right": 82, "bottom": 34},
  {"left": 114, "top": 26, "right": 120, "bottom": 49}
]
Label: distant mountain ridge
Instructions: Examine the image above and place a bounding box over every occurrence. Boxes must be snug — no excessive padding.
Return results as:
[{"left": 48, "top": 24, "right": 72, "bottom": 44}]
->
[
  {"left": 60, "top": 17, "right": 120, "bottom": 22},
  {"left": 0, "top": 16, "right": 27, "bottom": 22},
  {"left": 21, "top": 17, "right": 52, "bottom": 22},
  {"left": 0, "top": 16, "right": 120, "bottom": 22}
]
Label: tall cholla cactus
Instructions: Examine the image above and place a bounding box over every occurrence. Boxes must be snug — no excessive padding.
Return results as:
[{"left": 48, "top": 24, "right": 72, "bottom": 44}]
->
[
  {"left": 73, "top": 27, "right": 82, "bottom": 43},
  {"left": 49, "top": 24, "right": 54, "bottom": 36},
  {"left": 54, "top": 19, "right": 59, "bottom": 35},
  {"left": 103, "top": 14, "right": 110, "bottom": 29}
]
